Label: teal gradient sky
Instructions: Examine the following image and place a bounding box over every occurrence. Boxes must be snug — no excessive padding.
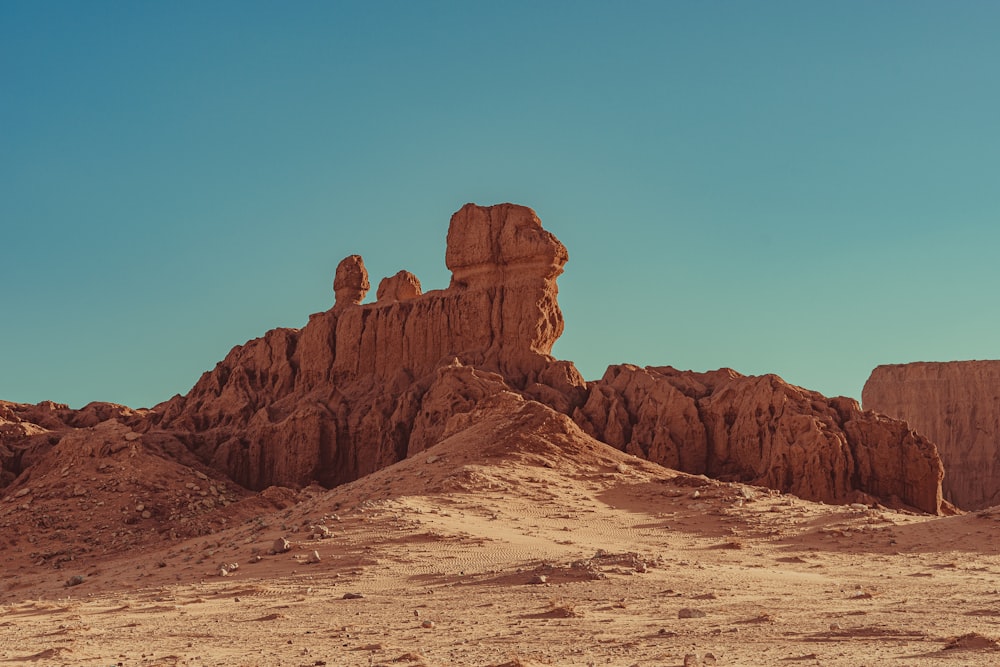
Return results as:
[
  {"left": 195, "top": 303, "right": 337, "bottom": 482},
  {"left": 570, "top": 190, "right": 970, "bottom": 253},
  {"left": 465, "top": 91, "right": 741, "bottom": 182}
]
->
[{"left": 2, "top": 1, "right": 998, "bottom": 409}]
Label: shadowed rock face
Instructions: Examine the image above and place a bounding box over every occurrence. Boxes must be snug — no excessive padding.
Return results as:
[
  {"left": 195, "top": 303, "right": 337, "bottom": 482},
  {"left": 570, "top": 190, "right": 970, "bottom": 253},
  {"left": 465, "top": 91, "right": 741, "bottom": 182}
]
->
[
  {"left": 0, "top": 203, "right": 948, "bottom": 514},
  {"left": 863, "top": 361, "right": 1000, "bottom": 510}
]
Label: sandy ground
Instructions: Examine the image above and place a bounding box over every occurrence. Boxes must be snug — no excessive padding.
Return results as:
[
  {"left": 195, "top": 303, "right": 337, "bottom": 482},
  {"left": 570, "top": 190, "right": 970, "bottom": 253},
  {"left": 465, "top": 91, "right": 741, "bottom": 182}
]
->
[{"left": 2, "top": 422, "right": 1000, "bottom": 667}]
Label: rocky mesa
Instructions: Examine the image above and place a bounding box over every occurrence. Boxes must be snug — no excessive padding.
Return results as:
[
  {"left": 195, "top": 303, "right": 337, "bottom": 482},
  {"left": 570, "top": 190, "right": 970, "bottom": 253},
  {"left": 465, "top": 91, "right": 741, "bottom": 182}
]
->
[
  {"left": 864, "top": 361, "right": 1000, "bottom": 510},
  {"left": 2, "top": 203, "right": 945, "bottom": 514}
]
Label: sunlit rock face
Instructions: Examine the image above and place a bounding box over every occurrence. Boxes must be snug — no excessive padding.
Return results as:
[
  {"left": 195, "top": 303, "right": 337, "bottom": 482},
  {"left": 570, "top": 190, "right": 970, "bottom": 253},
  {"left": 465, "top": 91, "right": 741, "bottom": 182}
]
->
[
  {"left": 864, "top": 361, "right": 1000, "bottom": 510},
  {"left": 3, "top": 203, "right": 946, "bottom": 516},
  {"left": 575, "top": 365, "right": 944, "bottom": 514},
  {"left": 152, "top": 203, "right": 586, "bottom": 490}
]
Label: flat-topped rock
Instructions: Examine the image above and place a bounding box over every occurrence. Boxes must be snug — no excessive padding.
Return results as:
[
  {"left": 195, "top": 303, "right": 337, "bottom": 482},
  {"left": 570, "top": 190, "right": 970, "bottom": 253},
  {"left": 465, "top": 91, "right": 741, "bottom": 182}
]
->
[{"left": 864, "top": 361, "right": 1000, "bottom": 510}]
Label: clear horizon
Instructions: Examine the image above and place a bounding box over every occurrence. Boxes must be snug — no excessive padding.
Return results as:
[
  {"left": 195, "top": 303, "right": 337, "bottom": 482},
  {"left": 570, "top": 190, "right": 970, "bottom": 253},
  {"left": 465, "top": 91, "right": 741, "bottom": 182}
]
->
[{"left": 2, "top": 1, "right": 998, "bottom": 409}]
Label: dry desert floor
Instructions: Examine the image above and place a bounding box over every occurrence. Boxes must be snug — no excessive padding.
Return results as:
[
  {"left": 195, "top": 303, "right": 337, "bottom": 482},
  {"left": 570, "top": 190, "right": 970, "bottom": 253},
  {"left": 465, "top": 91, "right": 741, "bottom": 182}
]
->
[{"left": 2, "top": 425, "right": 999, "bottom": 667}]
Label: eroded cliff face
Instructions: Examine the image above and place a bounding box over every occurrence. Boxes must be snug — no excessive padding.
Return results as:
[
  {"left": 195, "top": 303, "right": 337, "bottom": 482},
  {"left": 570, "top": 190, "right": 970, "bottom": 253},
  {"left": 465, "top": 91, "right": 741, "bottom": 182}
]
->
[
  {"left": 863, "top": 361, "right": 1000, "bottom": 510},
  {"left": 0, "top": 203, "right": 948, "bottom": 514},
  {"left": 574, "top": 365, "right": 944, "bottom": 514},
  {"left": 151, "top": 203, "right": 587, "bottom": 490}
]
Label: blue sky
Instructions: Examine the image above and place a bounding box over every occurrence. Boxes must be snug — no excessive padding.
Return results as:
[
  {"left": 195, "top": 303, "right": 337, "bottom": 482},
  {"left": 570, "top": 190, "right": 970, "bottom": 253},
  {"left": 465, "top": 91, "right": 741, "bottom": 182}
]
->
[{"left": 2, "top": 1, "right": 998, "bottom": 409}]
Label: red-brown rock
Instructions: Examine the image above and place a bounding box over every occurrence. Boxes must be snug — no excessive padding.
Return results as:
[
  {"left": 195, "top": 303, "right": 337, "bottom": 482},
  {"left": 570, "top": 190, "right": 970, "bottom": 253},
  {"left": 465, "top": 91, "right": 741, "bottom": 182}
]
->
[
  {"left": 152, "top": 203, "right": 587, "bottom": 490},
  {"left": 0, "top": 400, "right": 145, "bottom": 487},
  {"left": 1, "top": 203, "right": 948, "bottom": 517},
  {"left": 333, "top": 254, "right": 369, "bottom": 308},
  {"left": 574, "top": 365, "right": 944, "bottom": 513},
  {"left": 863, "top": 361, "right": 1000, "bottom": 510},
  {"left": 376, "top": 270, "right": 422, "bottom": 303}
]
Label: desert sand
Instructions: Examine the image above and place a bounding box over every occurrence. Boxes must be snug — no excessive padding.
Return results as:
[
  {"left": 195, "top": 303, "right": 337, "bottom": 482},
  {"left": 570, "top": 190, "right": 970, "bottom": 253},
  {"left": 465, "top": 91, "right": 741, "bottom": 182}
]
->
[{"left": 3, "top": 396, "right": 999, "bottom": 667}]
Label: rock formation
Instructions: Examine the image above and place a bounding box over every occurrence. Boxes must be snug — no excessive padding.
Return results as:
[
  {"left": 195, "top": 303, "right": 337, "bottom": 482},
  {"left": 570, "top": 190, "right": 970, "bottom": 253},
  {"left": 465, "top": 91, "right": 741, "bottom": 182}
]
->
[
  {"left": 0, "top": 203, "right": 948, "bottom": 514},
  {"left": 863, "top": 361, "right": 1000, "bottom": 510},
  {"left": 333, "top": 255, "right": 369, "bottom": 308},
  {"left": 150, "top": 203, "right": 587, "bottom": 490},
  {"left": 376, "top": 270, "right": 421, "bottom": 303},
  {"left": 574, "top": 365, "right": 944, "bottom": 514},
  {"left": 0, "top": 400, "right": 143, "bottom": 487}
]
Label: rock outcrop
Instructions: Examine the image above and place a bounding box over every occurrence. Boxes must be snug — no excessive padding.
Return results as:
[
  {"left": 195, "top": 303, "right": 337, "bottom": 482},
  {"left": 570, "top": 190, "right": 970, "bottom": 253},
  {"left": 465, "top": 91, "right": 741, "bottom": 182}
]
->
[
  {"left": 0, "top": 203, "right": 949, "bottom": 515},
  {"left": 0, "top": 400, "right": 144, "bottom": 487},
  {"left": 0, "top": 409, "right": 258, "bottom": 561},
  {"left": 376, "top": 270, "right": 422, "bottom": 303},
  {"left": 151, "top": 203, "right": 587, "bottom": 490},
  {"left": 863, "top": 361, "right": 1000, "bottom": 510},
  {"left": 574, "top": 365, "right": 944, "bottom": 514},
  {"left": 333, "top": 255, "right": 369, "bottom": 308}
]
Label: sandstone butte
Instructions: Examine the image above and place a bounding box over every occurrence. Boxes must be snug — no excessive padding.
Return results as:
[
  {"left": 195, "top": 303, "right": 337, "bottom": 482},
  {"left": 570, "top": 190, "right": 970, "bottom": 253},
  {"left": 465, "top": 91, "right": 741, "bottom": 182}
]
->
[
  {"left": 1, "top": 203, "right": 945, "bottom": 514},
  {"left": 864, "top": 360, "right": 1000, "bottom": 511}
]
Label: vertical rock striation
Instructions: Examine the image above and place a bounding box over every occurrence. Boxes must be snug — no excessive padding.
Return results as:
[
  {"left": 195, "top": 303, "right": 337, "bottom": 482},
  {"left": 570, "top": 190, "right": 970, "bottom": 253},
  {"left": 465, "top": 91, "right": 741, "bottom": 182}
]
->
[{"left": 863, "top": 361, "right": 1000, "bottom": 510}]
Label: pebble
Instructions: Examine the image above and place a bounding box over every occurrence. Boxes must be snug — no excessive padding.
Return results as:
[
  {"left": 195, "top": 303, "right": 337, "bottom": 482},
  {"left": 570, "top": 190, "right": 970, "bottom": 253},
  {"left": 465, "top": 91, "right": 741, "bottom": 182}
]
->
[
  {"left": 342, "top": 592, "right": 365, "bottom": 600},
  {"left": 421, "top": 620, "right": 435, "bottom": 629},
  {"left": 530, "top": 574, "right": 548, "bottom": 584},
  {"left": 306, "top": 550, "right": 321, "bottom": 564},
  {"left": 272, "top": 537, "right": 292, "bottom": 554}
]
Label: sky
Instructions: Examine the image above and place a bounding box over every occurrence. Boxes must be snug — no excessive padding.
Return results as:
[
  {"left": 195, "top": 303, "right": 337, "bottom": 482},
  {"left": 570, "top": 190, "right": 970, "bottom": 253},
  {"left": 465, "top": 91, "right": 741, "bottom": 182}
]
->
[{"left": 2, "top": 1, "right": 999, "bottom": 409}]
